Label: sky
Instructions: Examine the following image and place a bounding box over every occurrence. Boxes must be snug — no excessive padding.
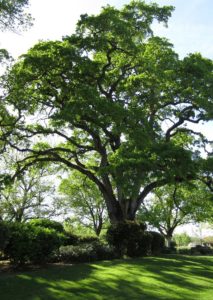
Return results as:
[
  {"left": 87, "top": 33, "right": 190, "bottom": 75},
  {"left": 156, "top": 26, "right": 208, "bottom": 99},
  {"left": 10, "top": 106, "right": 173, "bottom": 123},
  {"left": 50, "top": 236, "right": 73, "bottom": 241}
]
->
[
  {"left": 0, "top": 0, "right": 212, "bottom": 235},
  {"left": 0, "top": 0, "right": 213, "bottom": 60}
]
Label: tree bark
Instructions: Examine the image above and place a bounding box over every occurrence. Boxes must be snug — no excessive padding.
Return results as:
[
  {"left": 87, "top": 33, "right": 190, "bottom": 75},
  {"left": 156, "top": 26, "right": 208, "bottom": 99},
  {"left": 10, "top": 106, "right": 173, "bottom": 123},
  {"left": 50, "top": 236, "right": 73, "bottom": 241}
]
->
[
  {"left": 104, "top": 196, "right": 137, "bottom": 223},
  {"left": 165, "top": 236, "right": 173, "bottom": 248}
]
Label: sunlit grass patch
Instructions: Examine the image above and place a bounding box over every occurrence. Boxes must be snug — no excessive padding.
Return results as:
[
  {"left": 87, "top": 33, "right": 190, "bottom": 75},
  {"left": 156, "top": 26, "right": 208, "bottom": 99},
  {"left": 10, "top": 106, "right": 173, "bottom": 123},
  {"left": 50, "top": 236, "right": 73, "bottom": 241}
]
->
[{"left": 0, "top": 255, "right": 212, "bottom": 300}]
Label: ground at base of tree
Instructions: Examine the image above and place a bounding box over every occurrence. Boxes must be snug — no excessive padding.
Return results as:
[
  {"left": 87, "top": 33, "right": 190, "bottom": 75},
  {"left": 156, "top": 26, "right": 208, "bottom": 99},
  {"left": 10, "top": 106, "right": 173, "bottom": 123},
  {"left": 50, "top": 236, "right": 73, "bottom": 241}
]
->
[{"left": 0, "top": 255, "right": 212, "bottom": 300}]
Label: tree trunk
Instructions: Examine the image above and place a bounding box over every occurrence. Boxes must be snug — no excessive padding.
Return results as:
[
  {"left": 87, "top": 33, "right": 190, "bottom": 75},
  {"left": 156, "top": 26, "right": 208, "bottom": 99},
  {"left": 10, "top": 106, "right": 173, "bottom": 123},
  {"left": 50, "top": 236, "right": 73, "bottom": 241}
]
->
[
  {"left": 103, "top": 181, "right": 164, "bottom": 224},
  {"left": 165, "top": 235, "right": 173, "bottom": 248},
  {"left": 94, "top": 217, "right": 103, "bottom": 236},
  {"left": 104, "top": 196, "right": 137, "bottom": 223}
]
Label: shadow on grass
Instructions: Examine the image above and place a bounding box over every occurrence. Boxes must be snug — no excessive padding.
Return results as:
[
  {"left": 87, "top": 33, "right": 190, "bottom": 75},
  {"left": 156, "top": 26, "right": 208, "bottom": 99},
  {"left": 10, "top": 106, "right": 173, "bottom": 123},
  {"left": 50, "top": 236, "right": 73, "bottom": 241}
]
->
[{"left": 0, "top": 255, "right": 212, "bottom": 300}]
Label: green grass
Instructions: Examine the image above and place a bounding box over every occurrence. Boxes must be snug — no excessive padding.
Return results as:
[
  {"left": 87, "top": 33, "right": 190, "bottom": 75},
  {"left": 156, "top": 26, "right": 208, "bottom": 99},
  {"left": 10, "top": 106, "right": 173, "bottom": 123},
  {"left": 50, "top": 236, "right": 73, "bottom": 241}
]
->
[{"left": 0, "top": 255, "right": 212, "bottom": 300}]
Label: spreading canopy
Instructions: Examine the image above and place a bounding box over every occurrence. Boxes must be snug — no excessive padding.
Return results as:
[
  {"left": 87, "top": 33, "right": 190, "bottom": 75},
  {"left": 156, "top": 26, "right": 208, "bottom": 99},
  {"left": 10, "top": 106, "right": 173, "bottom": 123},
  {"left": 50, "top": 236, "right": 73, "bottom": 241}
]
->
[{"left": 1, "top": 1, "right": 213, "bottom": 222}]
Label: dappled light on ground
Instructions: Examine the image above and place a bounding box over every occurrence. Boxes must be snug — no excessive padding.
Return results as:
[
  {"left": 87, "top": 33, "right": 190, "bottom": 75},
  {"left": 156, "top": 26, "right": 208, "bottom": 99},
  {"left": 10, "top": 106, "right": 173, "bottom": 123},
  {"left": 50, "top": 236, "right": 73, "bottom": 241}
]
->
[{"left": 0, "top": 256, "right": 212, "bottom": 300}]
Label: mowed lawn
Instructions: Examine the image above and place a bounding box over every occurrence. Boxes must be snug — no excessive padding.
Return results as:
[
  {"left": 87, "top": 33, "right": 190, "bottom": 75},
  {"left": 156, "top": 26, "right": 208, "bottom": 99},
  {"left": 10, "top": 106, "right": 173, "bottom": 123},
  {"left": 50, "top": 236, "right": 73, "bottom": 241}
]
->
[{"left": 0, "top": 255, "right": 212, "bottom": 300}]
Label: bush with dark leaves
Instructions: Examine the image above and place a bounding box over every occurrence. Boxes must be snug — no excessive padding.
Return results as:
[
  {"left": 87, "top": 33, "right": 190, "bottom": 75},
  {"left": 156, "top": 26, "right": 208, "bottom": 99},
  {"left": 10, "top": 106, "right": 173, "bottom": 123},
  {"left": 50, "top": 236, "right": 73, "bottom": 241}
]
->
[
  {"left": 3, "top": 222, "right": 62, "bottom": 265},
  {"left": 148, "top": 231, "right": 165, "bottom": 255},
  {"left": 106, "top": 221, "right": 151, "bottom": 257},
  {"left": 59, "top": 241, "right": 117, "bottom": 263}
]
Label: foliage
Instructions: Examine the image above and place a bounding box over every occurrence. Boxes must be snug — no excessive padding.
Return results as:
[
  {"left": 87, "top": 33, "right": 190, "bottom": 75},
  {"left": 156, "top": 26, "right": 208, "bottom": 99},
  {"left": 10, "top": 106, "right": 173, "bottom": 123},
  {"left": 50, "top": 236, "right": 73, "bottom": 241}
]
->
[
  {"left": 28, "top": 226, "right": 63, "bottom": 264},
  {"left": 106, "top": 221, "right": 150, "bottom": 257},
  {"left": 174, "top": 233, "right": 191, "bottom": 247},
  {"left": 59, "top": 244, "right": 96, "bottom": 263},
  {"left": 190, "top": 236, "right": 202, "bottom": 245},
  {"left": 0, "top": 165, "right": 58, "bottom": 222},
  {"left": 63, "top": 218, "right": 100, "bottom": 237},
  {"left": 3, "top": 222, "right": 33, "bottom": 265},
  {"left": 177, "top": 247, "right": 191, "bottom": 255},
  {"left": 138, "top": 182, "right": 213, "bottom": 247},
  {"left": 59, "top": 241, "right": 117, "bottom": 263},
  {"left": 77, "top": 235, "right": 100, "bottom": 244},
  {"left": 62, "top": 231, "right": 99, "bottom": 246},
  {"left": 2, "top": 1, "right": 212, "bottom": 223},
  {"left": 58, "top": 171, "right": 108, "bottom": 236},
  {"left": 0, "top": 221, "right": 10, "bottom": 252},
  {"left": 148, "top": 231, "right": 165, "bottom": 254},
  {"left": 190, "top": 245, "right": 213, "bottom": 255},
  {"left": 203, "top": 236, "right": 213, "bottom": 247},
  {"left": 2, "top": 222, "right": 62, "bottom": 265},
  {"left": 61, "top": 232, "right": 79, "bottom": 246},
  {"left": 0, "top": 48, "right": 10, "bottom": 64},
  {"left": 0, "top": 0, "right": 32, "bottom": 31},
  {"left": 29, "top": 219, "right": 64, "bottom": 233}
]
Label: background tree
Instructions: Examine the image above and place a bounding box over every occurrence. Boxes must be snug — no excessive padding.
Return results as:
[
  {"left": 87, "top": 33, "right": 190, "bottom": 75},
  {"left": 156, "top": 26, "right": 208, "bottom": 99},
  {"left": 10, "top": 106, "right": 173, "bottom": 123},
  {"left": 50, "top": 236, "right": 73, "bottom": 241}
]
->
[
  {"left": 203, "top": 236, "right": 213, "bottom": 247},
  {"left": 58, "top": 171, "right": 108, "bottom": 236},
  {"left": 173, "top": 233, "right": 191, "bottom": 247},
  {"left": 138, "top": 182, "right": 213, "bottom": 247},
  {"left": 2, "top": 1, "right": 213, "bottom": 223},
  {"left": 0, "top": 166, "right": 57, "bottom": 222},
  {"left": 0, "top": 0, "right": 32, "bottom": 31}
]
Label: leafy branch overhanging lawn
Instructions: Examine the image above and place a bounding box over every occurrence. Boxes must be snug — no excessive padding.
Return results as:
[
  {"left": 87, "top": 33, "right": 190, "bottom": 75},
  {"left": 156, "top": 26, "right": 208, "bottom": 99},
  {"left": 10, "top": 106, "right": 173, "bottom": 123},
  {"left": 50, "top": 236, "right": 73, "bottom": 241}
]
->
[{"left": 0, "top": 255, "right": 212, "bottom": 300}]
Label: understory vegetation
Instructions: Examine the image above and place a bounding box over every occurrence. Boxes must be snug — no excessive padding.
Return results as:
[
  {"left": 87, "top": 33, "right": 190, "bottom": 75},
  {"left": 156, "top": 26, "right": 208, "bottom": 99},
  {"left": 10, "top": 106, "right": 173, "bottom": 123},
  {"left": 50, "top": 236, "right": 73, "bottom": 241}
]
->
[
  {"left": 0, "top": 219, "right": 212, "bottom": 267},
  {"left": 0, "top": 219, "right": 168, "bottom": 266}
]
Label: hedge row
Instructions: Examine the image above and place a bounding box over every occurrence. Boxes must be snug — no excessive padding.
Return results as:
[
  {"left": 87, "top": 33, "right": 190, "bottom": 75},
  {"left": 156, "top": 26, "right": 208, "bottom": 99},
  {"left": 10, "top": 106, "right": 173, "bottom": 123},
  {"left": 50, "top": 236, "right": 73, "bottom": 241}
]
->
[
  {"left": 0, "top": 220, "right": 64, "bottom": 265},
  {"left": 106, "top": 221, "right": 165, "bottom": 257},
  {"left": 0, "top": 220, "right": 166, "bottom": 265},
  {"left": 59, "top": 241, "right": 118, "bottom": 263}
]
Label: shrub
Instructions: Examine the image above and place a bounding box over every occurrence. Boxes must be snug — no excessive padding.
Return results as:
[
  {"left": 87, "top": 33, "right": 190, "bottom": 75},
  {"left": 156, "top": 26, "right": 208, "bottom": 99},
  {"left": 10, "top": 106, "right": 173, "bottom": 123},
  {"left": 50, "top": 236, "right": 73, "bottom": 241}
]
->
[
  {"left": 59, "top": 241, "right": 117, "bottom": 263},
  {"left": 59, "top": 244, "right": 97, "bottom": 263},
  {"left": 63, "top": 232, "right": 79, "bottom": 246},
  {"left": 90, "top": 241, "right": 118, "bottom": 261},
  {"left": 78, "top": 235, "right": 100, "bottom": 244},
  {"left": 177, "top": 247, "right": 191, "bottom": 255},
  {"left": 3, "top": 222, "right": 63, "bottom": 265},
  {"left": 190, "top": 245, "right": 213, "bottom": 255},
  {"left": 31, "top": 221, "right": 97, "bottom": 247},
  {"left": 128, "top": 232, "right": 153, "bottom": 257},
  {"left": 28, "top": 226, "right": 63, "bottom": 264},
  {"left": 4, "top": 222, "right": 33, "bottom": 265},
  {"left": 170, "top": 240, "right": 177, "bottom": 251},
  {"left": 29, "top": 219, "right": 64, "bottom": 233},
  {"left": 148, "top": 231, "right": 165, "bottom": 255},
  {"left": 106, "top": 221, "right": 150, "bottom": 257},
  {"left": 0, "top": 221, "right": 10, "bottom": 253},
  {"left": 162, "top": 246, "right": 177, "bottom": 254}
]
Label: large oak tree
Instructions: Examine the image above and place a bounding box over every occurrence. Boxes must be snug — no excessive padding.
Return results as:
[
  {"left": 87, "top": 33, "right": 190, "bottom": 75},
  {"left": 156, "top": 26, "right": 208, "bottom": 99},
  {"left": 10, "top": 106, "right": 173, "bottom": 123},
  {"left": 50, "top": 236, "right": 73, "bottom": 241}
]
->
[{"left": 1, "top": 1, "right": 212, "bottom": 223}]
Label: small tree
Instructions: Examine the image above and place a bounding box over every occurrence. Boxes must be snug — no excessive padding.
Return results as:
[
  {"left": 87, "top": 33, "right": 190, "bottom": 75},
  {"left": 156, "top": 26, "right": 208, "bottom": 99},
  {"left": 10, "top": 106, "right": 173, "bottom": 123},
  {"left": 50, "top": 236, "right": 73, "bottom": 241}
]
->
[
  {"left": 203, "top": 236, "right": 213, "bottom": 247},
  {"left": 138, "top": 182, "right": 212, "bottom": 247},
  {"left": 58, "top": 171, "right": 108, "bottom": 236},
  {"left": 173, "top": 233, "right": 191, "bottom": 247},
  {"left": 0, "top": 166, "right": 57, "bottom": 222}
]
